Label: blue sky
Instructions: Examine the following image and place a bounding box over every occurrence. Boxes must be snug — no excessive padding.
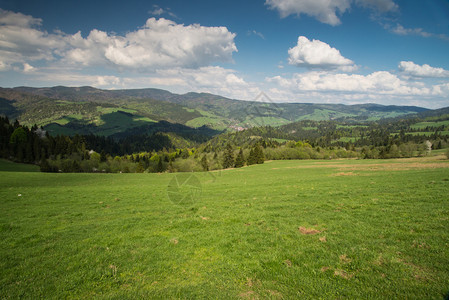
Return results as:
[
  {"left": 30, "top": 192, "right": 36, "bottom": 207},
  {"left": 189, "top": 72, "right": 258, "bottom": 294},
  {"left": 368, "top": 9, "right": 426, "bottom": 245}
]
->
[{"left": 1, "top": 0, "right": 449, "bottom": 108}]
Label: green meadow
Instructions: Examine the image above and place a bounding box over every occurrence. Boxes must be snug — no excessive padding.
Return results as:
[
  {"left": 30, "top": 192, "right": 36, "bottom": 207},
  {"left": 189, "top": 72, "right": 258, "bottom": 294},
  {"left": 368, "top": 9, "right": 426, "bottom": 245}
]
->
[{"left": 1, "top": 157, "right": 449, "bottom": 298}]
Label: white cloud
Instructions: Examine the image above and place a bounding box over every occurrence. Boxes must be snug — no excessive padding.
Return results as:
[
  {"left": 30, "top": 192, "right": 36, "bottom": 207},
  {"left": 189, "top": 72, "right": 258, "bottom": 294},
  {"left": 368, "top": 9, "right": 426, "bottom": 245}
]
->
[
  {"left": 22, "top": 63, "right": 35, "bottom": 73},
  {"left": 0, "top": 9, "right": 66, "bottom": 65},
  {"left": 0, "top": 60, "right": 10, "bottom": 71},
  {"left": 149, "top": 5, "right": 177, "bottom": 18},
  {"left": 94, "top": 75, "right": 122, "bottom": 87},
  {"left": 265, "top": 70, "right": 449, "bottom": 108},
  {"left": 266, "top": 0, "right": 350, "bottom": 26},
  {"left": 288, "top": 36, "right": 356, "bottom": 71},
  {"left": 152, "top": 66, "right": 254, "bottom": 98},
  {"left": 0, "top": 9, "right": 237, "bottom": 72},
  {"left": 267, "top": 71, "right": 434, "bottom": 95},
  {"left": 25, "top": 66, "right": 256, "bottom": 100},
  {"left": 266, "top": 0, "right": 397, "bottom": 26},
  {"left": 26, "top": 70, "right": 124, "bottom": 88},
  {"left": 62, "top": 18, "right": 237, "bottom": 70},
  {"left": 388, "top": 24, "right": 449, "bottom": 41},
  {"left": 355, "top": 0, "right": 398, "bottom": 12},
  {"left": 130, "top": 66, "right": 260, "bottom": 100},
  {"left": 149, "top": 7, "right": 164, "bottom": 16},
  {"left": 247, "top": 30, "right": 265, "bottom": 39},
  {"left": 0, "top": 8, "right": 42, "bottom": 27},
  {"left": 399, "top": 61, "right": 449, "bottom": 78}
]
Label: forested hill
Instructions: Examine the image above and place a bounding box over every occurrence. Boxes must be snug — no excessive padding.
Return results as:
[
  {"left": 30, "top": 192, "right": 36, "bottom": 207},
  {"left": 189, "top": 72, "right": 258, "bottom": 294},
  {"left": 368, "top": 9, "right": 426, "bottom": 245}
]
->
[{"left": 0, "top": 86, "right": 429, "bottom": 137}]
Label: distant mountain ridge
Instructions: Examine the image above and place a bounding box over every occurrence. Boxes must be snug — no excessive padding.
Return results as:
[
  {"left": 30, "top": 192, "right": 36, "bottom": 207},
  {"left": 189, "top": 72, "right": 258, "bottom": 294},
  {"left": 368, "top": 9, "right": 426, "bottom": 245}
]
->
[
  {"left": 0, "top": 86, "right": 434, "bottom": 138},
  {"left": 11, "top": 85, "right": 428, "bottom": 113}
]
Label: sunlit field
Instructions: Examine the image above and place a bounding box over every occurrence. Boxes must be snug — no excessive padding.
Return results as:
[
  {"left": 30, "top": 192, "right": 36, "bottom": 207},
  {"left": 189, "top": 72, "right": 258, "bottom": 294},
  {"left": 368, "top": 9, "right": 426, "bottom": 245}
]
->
[{"left": 1, "top": 156, "right": 449, "bottom": 298}]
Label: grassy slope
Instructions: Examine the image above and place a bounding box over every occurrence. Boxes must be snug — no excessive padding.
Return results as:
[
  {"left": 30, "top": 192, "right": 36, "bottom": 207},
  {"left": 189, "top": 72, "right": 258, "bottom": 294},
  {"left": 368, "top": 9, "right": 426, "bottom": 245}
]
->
[
  {"left": 1, "top": 157, "right": 449, "bottom": 298},
  {"left": 0, "top": 159, "right": 40, "bottom": 172},
  {"left": 411, "top": 120, "right": 449, "bottom": 130}
]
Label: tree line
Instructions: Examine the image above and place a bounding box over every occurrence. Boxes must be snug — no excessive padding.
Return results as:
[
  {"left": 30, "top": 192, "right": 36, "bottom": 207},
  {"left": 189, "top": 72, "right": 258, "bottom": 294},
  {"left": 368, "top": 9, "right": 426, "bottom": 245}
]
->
[{"left": 1, "top": 116, "right": 448, "bottom": 173}]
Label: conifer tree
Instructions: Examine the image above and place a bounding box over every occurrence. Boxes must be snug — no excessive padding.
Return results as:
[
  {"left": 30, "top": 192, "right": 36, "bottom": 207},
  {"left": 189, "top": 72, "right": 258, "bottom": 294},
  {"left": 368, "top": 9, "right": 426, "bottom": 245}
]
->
[
  {"left": 100, "top": 150, "right": 107, "bottom": 162},
  {"left": 201, "top": 155, "right": 209, "bottom": 171},
  {"left": 157, "top": 157, "right": 164, "bottom": 173},
  {"left": 234, "top": 148, "right": 245, "bottom": 168},
  {"left": 222, "top": 143, "right": 234, "bottom": 169},
  {"left": 255, "top": 144, "right": 265, "bottom": 164},
  {"left": 247, "top": 147, "right": 256, "bottom": 165}
]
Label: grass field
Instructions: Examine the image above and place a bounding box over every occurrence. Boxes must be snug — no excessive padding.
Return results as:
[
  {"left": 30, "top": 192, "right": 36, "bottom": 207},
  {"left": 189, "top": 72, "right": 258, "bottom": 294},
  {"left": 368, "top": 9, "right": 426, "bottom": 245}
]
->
[
  {"left": 0, "top": 159, "right": 40, "bottom": 172},
  {"left": 1, "top": 157, "right": 449, "bottom": 298},
  {"left": 388, "top": 131, "right": 449, "bottom": 138},
  {"left": 411, "top": 120, "right": 449, "bottom": 130}
]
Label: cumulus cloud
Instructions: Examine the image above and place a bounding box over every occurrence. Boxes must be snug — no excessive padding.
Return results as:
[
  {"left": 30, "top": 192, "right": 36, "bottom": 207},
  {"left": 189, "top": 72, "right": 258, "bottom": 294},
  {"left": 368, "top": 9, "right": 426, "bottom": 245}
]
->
[
  {"left": 266, "top": 0, "right": 397, "bottom": 26},
  {"left": 0, "top": 9, "right": 66, "bottom": 67},
  {"left": 27, "top": 70, "right": 124, "bottom": 88},
  {"left": 399, "top": 61, "right": 449, "bottom": 78},
  {"left": 266, "top": 0, "right": 350, "bottom": 26},
  {"left": 63, "top": 18, "right": 237, "bottom": 70},
  {"left": 267, "top": 71, "right": 437, "bottom": 96},
  {"left": 151, "top": 66, "right": 255, "bottom": 98},
  {"left": 288, "top": 36, "right": 356, "bottom": 71},
  {"left": 0, "top": 8, "right": 42, "bottom": 27},
  {"left": 123, "top": 66, "right": 260, "bottom": 100},
  {"left": 132, "top": 66, "right": 257, "bottom": 100},
  {"left": 29, "top": 66, "right": 256, "bottom": 99},
  {"left": 0, "top": 9, "right": 237, "bottom": 72},
  {"left": 265, "top": 70, "right": 449, "bottom": 108}
]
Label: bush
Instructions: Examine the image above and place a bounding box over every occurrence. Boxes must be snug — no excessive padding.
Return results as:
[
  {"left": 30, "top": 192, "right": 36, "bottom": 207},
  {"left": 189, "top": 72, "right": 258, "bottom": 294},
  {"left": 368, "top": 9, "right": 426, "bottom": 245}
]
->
[
  {"left": 172, "top": 157, "right": 201, "bottom": 172},
  {"left": 40, "top": 159, "right": 58, "bottom": 172}
]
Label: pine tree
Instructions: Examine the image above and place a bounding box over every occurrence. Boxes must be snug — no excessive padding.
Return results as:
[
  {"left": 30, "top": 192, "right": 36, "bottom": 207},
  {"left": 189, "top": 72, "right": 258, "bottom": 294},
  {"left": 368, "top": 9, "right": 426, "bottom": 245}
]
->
[
  {"left": 247, "top": 147, "right": 256, "bottom": 165},
  {"left": 201, "top": 155, "right": 209, "bottom": 171},
  {"left": 100, "top": 150, "right": 107, "bottom": 162},
  {"left": 25, "top": 141, "right": 33, "bottom": 163},
  {"left": 156, "top": 157, "right": 164, "bottom": 173},
  {"left": 255, "top": 144, "right": 265, "bottom": 164},
  {"left": 234, "top": 148, "right": 245, "bottom": 168},
  {"left": 222, "top": 143, "right": 234, "bottom": 169}
]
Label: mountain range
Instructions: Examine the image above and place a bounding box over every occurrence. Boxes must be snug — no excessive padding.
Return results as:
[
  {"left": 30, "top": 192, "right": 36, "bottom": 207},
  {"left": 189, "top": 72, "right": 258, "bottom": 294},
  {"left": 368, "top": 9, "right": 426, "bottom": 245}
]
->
[{"left": 0, "top": 86, "right": 433, "bottom": 138}]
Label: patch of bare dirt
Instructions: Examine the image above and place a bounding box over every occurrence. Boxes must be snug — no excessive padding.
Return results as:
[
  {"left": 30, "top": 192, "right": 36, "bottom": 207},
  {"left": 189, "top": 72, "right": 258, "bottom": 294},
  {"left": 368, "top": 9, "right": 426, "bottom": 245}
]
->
[
  {"left": 299, "top": 226, "right": 321, "bottom": 235},
  {"left": 239, "top": 291, "right": 257, "bottom": 299},
  {"left": 339, "top": 254, "right": 352, "bottom": 264},
  {"left": 334, "top": 269, "right": 353, "bottom": 279},
  {"left": 331, "top": 172, "right": 356, "bottom": 176},
  {"left": 267, "top": 290, "right": 282, "bottom": 298}
]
